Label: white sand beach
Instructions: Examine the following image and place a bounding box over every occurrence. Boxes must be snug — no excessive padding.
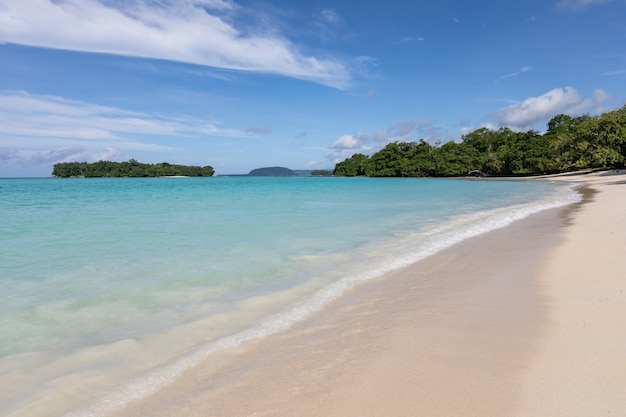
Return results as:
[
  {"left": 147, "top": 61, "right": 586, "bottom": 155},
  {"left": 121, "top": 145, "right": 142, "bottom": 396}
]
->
[
  {"left": 110, "top": 170, "right": 626, "bottom": 417},
  {"left": 514, "top": 170, "right": 626, "bottom": 416}
]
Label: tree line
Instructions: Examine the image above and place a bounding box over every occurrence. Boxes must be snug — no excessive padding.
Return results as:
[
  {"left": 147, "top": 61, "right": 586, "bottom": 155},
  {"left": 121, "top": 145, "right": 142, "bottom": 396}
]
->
[
  {"left": 333, "top": 106, "right": 626, "bottom": 177},
  {"left": 52, "top": 159, "right": 215, "bottom": 178}
]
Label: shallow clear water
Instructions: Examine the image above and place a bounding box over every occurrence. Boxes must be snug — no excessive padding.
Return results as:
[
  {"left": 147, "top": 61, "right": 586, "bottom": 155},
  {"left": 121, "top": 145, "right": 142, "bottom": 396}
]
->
[{"left": 0, "top": 176, "right": 579, "bottom": 416}]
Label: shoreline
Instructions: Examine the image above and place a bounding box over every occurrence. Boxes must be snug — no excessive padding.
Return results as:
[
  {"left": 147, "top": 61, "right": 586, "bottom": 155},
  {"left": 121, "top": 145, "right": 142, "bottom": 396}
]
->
[
  {"left": 107, "top": 171, "right": 626, "bottom": 416},
  {"left": 514, "top": 170, "right": 626, "bottom": 416}
]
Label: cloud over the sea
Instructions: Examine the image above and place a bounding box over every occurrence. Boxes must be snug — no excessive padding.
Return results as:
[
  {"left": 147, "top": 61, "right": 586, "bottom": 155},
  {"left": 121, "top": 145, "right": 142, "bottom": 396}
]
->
[
  {"left": 0, "top": 0, "right": 350, "bottom": 88},
  {"left": 0, "top": 90, "right": 250, "bottom": 175}
]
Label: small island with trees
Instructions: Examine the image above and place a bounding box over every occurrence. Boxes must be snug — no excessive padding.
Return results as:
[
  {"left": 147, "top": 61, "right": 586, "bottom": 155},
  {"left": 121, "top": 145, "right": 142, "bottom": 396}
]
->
[
  {"left": 52, "top": 159, "right": 215, "bottom": 178},
  {"left": 333, "top": 107, "right": 626, "bottom": 177}
]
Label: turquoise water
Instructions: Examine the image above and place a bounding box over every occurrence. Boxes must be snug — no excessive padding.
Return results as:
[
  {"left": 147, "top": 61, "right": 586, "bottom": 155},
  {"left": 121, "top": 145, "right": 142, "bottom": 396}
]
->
[{"left": 0, "top": 176, "right": 579, "bottom": 416}]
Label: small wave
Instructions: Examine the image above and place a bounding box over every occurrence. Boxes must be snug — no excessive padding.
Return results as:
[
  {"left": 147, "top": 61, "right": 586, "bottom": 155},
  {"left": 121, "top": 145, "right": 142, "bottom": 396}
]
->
[{"left": 65, "top": 184, "right": 581, "bottom": 417}]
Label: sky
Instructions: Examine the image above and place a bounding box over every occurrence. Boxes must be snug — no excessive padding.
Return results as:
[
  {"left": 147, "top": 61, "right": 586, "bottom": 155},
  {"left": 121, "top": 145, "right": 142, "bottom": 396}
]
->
[{"left": 1, "top": 0, "right": 625, "bottom": 177}]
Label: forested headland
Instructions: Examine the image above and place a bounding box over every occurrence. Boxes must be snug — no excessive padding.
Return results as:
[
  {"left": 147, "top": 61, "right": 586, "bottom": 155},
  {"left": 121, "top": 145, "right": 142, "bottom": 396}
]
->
[
  {"left": 52, "top": 159, "right": 215, "bottom": 178},
  {"left": 333, "top": 107, "right": 626, "bottom": 177}
]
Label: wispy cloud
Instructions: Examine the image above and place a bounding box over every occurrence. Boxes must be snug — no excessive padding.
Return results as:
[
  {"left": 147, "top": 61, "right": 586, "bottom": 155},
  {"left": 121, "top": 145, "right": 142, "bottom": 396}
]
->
[
  {"left": 557, "top": 0, "right": 623, "bottom": 10},
  {"left": 326, "top": 119, "right": 437, "bottom": 162},
  {"left": 601, "top": 69, "right": 626, "bottom": 76},
  {"left": 492, "top": 87, "right": 613, "bottom": 130},
  {"left": 0, "top": 0, "right": 350, "bottom": 88},
  {"left": 401, "top": 36, "right": 425, "bottom": 42},
  {"left": 320, "top": 8, "right": 341, "bottom": 25},
  {"left": 0, "top": 90, "right": 250, "bottom": 174},
  {"left": 0, "top": 91, "right": 244, "bottom": 141},
  {"left": 0, "top": 144, "right": 126, "bottom": 177},
  {"left": 499, "top": 66, "right": 534, "bottom": 79}
]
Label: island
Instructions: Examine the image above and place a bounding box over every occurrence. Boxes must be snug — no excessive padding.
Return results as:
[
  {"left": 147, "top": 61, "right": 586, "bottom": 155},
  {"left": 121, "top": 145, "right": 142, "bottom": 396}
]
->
[
  {"left": 52, "top": 159, "right": 215, "bottom": 178},
  {"left": 246, "top": 167, "right": 334, "bottom": 176},
  {"left": 248, "top": 167, "right": 296, "bottom": 176},
  {"left": 333, "top": 107, "right": 626, "bottom": 177}
]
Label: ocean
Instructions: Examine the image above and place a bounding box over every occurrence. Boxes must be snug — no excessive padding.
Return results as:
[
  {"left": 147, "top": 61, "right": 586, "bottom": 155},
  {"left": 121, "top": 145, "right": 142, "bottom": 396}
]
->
[{"left": 0, "top": 176, "right": 580, "bottom": 416}]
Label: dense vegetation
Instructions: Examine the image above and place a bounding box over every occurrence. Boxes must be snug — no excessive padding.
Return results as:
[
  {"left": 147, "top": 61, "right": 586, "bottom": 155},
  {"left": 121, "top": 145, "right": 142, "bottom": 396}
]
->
[
  {"left": 334, "top": 107, "right": 626, "bottom": 177},
  {"left": 310, "top": 169, "right": 334, "bottom": 176},
  {"left": 52, "top": 159, "right": 215, "bottom": 178}
]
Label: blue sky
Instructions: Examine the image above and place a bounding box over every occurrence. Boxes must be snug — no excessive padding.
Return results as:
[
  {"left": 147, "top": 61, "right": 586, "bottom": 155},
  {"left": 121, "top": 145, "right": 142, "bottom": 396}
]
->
[{"left": 1, "top": 0, "right": 625, "bottom": 177}]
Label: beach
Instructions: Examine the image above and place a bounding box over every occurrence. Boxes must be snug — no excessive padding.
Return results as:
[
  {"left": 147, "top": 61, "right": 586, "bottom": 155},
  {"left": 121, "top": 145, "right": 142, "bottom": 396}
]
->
[
  {"left": 104, "top": 172, "right": 625, "bottom": 416},
  {"left": 0, "top": 177, "right": 576, "bottom": 417},
  {"left": 515, "top": 171, "right": 626, "bottom": 416}
]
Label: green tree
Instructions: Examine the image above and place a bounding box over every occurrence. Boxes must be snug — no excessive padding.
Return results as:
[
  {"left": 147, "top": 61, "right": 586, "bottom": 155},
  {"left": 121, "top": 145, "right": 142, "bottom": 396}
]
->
[
  {"left": 51, "top": 160, "right": 215, "bottom": 177},
  {"left": 432, "top": 142, "right": 482, "bottom": 176},
  {"left": 552, "top": 107, "right": 625, "bottom": 170},
  {"left": 333, "top": 153, "right": 370, "bottom": 176},
  {"left": 331, "top": 106, "right": 626, "bottom": 177},
  {"left": 311, "top": 170, "right": 333, "bottom": 176},
  {"left": 402, "top": 139, "right": 436, "bottom": 176},
  {"left": 505, "top": 131, "right": 558, "bottom": 175},
  {"left": 201, "top": 165, "right": 215, "bottom": 176},
  {"left": 364, "top": 142, "right": 408, "bottom": 177}
]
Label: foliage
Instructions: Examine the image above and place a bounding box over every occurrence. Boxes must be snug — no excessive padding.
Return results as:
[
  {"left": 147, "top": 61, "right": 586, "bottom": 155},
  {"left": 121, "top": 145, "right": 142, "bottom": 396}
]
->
[
  {"left": 333, "top": 153, "right": 370, "bottom": 176},
  {"left": 310, "top": 170, "right": 333, "bottom": 176},
  {"left": 52, "top": 159, "right": 215, "bottom": 178},
  {"left": 333, "top": 106, "right": 626, "bottom": 177},
  {"left": 432, "top": 141, "right": 482, "bottom": 176},
  {"left": 555, "top": 108, "right": 626, "bottom": 169}
]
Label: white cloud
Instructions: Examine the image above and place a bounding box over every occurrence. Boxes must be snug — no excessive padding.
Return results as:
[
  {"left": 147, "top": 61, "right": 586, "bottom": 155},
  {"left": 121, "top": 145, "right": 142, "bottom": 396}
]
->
[
  {"left": 326, "top": 119, "right": 436, "bottom": 162},
  {"left": 591, "top": 89, "right": 613, "bottom": 104},
  {"left": 30, "top": 146, "right": 124, "bottom": 164},
  {"left": 0, "top": 0, "right": 350, "bottom": 88},
  {"left": 326, "top": 133, "right": 377, "bottom": 162},
  {"left": 0, "top": 91, "right": 245, "bottom": 141},
  {"left": 492, "top": 87, "right": 613, "bottom": 130}
]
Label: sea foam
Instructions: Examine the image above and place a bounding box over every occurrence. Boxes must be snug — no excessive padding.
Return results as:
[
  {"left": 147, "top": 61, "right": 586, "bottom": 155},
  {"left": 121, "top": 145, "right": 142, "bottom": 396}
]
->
[{"left": 60, "top": 182, "right": 581, "bottom": 417}]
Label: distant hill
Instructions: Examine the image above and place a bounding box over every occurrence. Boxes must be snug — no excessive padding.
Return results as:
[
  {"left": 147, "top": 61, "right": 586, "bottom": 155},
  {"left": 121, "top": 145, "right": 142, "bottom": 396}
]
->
[
  {"left": 292, "top": 170, "right": 313, "bottom": 176},
  {"left": 248, "top": 167, "right": 295, "bottom": 176},
  {"left": 246, "top": 167, "right": 333, "bottom": 176}
]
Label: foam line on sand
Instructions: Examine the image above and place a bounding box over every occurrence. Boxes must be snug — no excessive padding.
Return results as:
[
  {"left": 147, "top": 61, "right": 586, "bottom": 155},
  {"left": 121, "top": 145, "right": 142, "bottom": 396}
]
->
[{"left": 109, "top": 170, "right": 626, "bottom": 417}]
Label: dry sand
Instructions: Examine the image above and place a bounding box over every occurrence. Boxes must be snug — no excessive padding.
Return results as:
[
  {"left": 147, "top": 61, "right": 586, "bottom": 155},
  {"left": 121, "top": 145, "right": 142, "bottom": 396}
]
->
[
  {"left": 111, "top": 170, "right": 626, "bottom": 417},
  {"left": 514, "top": 170, "right": 626, "bottom": 417}
]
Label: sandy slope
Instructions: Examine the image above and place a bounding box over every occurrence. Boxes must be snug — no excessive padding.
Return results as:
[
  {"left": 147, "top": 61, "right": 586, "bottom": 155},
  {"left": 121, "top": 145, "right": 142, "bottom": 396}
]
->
[
  {"left": 109, "top": 170, "right": 626, "bottom": 417},
  {"left": 514, "top": 171, "right": 626, "bottom": 416}
]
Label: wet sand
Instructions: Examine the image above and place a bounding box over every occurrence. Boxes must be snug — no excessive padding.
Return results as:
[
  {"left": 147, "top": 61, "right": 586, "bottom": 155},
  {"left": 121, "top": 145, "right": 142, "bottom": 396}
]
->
[{"left": 110, "top": 170, "right": 625, "bottom": 417}]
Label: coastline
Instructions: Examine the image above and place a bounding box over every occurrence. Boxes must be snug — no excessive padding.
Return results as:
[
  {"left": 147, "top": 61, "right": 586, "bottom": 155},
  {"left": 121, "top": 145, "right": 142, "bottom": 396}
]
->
[
  {"left": 514, "top": 170, "right": 626, "bottom": 416},
  {"left": 106, "top": 170, "right": 626, "bottom": 416}
]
